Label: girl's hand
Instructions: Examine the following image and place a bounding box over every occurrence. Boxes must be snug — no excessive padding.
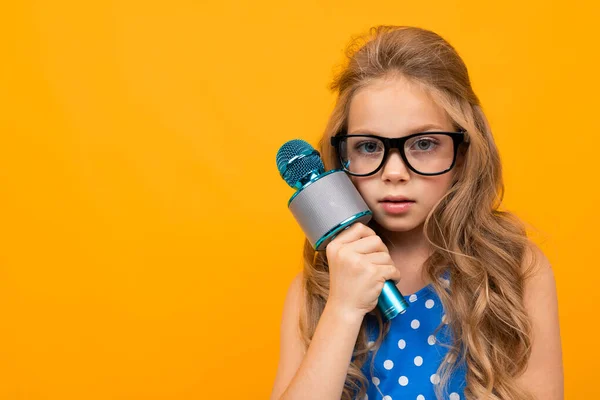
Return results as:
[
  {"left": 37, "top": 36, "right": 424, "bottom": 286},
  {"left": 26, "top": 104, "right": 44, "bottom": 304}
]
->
[{"left": 325, "top": 222, "right": 402, "bottom": 320}]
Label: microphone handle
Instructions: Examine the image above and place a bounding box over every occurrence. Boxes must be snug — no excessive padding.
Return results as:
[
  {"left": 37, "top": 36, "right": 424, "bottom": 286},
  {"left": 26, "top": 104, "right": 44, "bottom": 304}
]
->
[{"left": 378, "top": 280, "right": 409, "bottom": 320}]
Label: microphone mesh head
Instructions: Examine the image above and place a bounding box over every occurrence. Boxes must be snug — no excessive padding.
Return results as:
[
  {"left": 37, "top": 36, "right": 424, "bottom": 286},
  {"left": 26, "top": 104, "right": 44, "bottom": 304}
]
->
[{"left": 276, "top": 139, "right": 324, "bottom": 187}]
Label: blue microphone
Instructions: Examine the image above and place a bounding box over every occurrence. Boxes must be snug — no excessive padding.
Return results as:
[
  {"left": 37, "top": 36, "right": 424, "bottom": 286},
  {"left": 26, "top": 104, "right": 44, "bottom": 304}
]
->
[{"left": 276, "top": 139, "right": 409, "bottom": 320}]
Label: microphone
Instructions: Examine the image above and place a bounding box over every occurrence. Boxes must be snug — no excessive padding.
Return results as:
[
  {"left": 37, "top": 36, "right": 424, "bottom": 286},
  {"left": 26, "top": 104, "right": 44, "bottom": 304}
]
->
[{"left": 276, "top": 139, "right": 409, "bottom": 320}]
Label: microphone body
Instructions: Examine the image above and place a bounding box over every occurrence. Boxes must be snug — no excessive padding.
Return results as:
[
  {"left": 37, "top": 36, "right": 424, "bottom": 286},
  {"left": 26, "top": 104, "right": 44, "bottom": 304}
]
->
[{"left": 276, "top": 140, "right": 409, "bottom": 320}]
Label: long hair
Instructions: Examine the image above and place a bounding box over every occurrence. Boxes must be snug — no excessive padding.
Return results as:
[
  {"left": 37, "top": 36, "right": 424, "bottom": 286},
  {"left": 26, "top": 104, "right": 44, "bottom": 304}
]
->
[{"left": 298, "top": 25, "right": 536, "bottom": 400}]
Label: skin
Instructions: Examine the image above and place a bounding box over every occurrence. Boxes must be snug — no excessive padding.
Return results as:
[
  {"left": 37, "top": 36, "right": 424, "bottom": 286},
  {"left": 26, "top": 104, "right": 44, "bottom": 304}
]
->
[
  {"left": 346, "top": 74, "right": 462, "bottom": 294},
  {"left": 269, "top": 73, "right": 564, "bottom": 400},
  {"left": 346, "top": 73, "right": 564, "bottom": 398}
]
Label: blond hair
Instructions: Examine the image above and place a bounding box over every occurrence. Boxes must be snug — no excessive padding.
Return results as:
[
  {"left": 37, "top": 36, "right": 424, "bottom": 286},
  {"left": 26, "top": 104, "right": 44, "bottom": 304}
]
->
[{"left": 299, "top": 25, "right": 536, "bottom": 400}]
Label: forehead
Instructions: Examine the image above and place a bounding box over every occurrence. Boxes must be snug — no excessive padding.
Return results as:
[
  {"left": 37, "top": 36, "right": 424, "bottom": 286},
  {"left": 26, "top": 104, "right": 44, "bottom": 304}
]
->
[{"left": 347, "top": 76, "right": 453, "bottom": 135}]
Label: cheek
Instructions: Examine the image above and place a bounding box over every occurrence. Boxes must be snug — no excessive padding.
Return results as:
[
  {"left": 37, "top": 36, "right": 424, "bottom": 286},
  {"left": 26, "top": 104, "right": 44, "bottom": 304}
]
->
[
  {"left": 350, "top": 177, "right": 376, "bottom": 203},
  {"left": 419, "top": 175, "right": 454, "bottom": 203}
]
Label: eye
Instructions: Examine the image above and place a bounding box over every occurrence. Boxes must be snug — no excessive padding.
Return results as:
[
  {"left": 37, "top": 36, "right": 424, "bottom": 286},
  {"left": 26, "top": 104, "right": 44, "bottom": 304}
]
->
[
  {"left": 411, "top": 138, "right": 438, "bottom": 151},
  {"left": 356, "top": 140, "right": 383, "bottom": 154}
]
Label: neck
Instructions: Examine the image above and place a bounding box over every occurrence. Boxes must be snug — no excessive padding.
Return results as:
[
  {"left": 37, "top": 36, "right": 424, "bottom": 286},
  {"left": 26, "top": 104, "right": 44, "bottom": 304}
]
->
[{"left": 371, "top": 220, "right": 433, "bottom": 290}]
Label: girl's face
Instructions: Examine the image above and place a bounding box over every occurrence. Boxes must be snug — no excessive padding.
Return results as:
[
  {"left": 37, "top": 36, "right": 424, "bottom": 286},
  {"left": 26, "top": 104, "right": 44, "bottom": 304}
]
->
[{"left": 346, "top": 75, "right": 460, "bottom": 236}]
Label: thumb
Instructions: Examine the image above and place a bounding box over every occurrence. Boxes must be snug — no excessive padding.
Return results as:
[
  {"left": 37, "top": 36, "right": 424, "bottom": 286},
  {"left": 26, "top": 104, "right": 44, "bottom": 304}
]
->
[{"left": 383, "top": 265, "right": 402, "bottom": 284}]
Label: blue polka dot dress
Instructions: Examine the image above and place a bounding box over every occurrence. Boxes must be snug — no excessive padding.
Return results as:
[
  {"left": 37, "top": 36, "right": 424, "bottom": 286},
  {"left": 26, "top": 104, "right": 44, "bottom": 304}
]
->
[{"left": 358, "top": 272, "right": 467, "bottom": 400}]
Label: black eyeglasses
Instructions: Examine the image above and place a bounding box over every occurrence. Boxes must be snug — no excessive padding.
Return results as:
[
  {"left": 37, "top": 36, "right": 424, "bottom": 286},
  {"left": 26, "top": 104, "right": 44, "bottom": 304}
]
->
[{"left": 330, "top": 129, "right": 467, "bottom": 176}]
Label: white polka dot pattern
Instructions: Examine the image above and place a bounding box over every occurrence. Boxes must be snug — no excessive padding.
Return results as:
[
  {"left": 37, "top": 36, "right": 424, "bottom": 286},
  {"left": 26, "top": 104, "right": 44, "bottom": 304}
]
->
[
  {"left": 427, "top": 335, "right": 436, "bottom": 345},
  {"left": 359, "top": 272, "right": 464, "bottom": 399}
]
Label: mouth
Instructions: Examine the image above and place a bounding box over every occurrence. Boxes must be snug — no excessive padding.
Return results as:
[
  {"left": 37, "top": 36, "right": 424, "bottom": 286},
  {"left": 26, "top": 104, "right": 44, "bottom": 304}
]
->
[
  {"left": 378, "top": 197, "right": 415, "bottom": 214},
  {"left": 379, "top": 196, "right": 415, "bottom": 203}
]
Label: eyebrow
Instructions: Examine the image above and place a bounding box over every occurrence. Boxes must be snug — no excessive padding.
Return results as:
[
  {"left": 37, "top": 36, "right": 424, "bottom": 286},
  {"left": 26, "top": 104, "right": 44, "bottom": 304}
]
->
[{"left": 348, "top": 123, "right": 447, "bottom": 136}]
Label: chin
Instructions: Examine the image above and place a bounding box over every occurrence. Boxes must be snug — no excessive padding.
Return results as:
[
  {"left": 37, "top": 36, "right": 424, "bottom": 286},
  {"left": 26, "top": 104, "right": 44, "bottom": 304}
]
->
[{"left": 370, "top": 214, "right": 425, "bottom": 233}]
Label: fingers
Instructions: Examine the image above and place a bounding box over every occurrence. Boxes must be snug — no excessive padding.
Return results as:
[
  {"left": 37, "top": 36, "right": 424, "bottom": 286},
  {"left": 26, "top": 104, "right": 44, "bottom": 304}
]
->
[
  {"left": 330, "top": 223, "right": 376, "bottom": 247},
  {"left": 365, "top": 251, "right": 393, "bottom": 265},
  {"left": 348, "top": 235, "right": 389, "bottom": 255},
  {"left": 380, "top": 264, "right": 402, "bottom": 284},
  {"left": 326, "top": 222, "right": 401, "bottom": 288}
]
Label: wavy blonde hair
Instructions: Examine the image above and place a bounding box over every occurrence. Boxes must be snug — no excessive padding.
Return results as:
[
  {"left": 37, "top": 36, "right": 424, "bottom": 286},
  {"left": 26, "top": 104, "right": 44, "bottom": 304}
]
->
[{"left": 298, "top": 25, "right": 537, "bottom": 400}]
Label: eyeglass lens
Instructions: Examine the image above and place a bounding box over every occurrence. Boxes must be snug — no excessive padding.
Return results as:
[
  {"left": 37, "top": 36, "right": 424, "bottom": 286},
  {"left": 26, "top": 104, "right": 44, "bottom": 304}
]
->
[{"left": 339, "top": 133, "right": 456, "bottom": 175}]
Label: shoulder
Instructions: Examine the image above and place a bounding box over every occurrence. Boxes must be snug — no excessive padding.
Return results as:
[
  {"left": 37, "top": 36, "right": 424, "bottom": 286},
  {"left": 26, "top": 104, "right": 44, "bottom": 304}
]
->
[
  {"left": 280, "top": 271, "right": 305, "bottom": 351},
  {"left": 270, "top": 272, "right": 306, "bottom": 400},
  {"left": 521, "top": 239, "right": 554, "bottom": 284},
  {"left": 516, "top": 240, "right": 564, "bottom": 398},
  {"left": 520, "top": 240, "right": 558, "bottom": 324},
  {"left": 284, "top": 272, "right": 304, "bottom": 315}
]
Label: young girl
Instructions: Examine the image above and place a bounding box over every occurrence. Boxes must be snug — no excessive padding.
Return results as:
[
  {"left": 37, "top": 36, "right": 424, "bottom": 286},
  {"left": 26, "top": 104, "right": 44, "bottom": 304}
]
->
[{"left": 270, "top": 25, "right": 563, "bottom": 400}]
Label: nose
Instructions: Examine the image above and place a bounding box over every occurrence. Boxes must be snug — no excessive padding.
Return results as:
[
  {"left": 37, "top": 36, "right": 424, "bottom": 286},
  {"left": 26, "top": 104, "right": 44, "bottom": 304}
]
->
[{"left": 380, "top": 149, "right": 411, "bottom": 182}]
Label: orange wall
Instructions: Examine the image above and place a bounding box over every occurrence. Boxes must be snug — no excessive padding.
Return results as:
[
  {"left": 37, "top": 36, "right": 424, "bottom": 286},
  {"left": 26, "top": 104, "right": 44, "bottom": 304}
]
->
[{"left": 0, "top": 1, "right": 597, "bottom": 398}]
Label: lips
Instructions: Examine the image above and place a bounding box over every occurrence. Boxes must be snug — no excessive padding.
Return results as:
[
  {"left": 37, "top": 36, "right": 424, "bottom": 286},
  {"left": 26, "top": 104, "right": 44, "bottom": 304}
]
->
[
  {"left": 380, "top": 195, "right": 415, "bottom": 203},
  {"left": 380, "top": 198, "right": 414, "bottom": 214}
]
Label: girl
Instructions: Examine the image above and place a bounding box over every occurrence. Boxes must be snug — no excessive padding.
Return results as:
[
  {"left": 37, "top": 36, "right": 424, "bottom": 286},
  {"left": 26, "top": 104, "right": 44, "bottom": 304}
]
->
[{"left": 270, "top": 25, "right": 563, "bottom": 400}]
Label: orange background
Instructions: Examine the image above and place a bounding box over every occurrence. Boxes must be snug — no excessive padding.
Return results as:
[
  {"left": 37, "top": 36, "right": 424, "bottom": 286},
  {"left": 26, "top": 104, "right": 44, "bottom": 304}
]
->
[{"left": 1, "top": 1, "right": 597, "bottom": 399}]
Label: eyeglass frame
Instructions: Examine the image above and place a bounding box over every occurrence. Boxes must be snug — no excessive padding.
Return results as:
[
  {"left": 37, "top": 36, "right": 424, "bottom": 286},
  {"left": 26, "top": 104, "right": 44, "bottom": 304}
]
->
[{"left": 330, "top": 129, "right": 468, "bottom": 177}]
